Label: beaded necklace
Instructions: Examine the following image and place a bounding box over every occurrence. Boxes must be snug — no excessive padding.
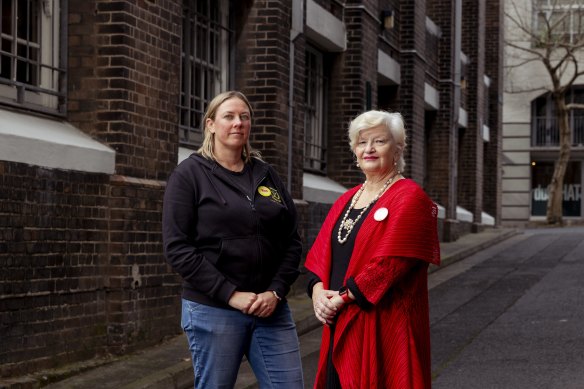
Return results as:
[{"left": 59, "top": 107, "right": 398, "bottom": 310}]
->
[{"left": 337, "top": 174, "right": 398, "bottom": 244}]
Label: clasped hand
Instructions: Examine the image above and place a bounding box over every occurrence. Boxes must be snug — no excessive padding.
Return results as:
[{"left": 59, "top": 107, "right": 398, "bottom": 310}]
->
[
  {"left": 228, "top": 291, "right": 278, "bottom": 318},
  {"left": 312, "top": 282, "right": 345, "bottom": 326}
]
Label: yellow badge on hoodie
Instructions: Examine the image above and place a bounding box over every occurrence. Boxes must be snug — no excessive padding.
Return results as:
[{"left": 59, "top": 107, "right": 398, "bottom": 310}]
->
[
  {"left": 258, "top": 186, "right": 271, "bottom": 197},
  {"left": 258, "top": 186, "right": 282, "bottom": 204}
]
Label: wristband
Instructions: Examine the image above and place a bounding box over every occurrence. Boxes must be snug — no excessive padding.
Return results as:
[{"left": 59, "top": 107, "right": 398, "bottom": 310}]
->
[
  {"left": 338, "top": 286, "right": 352, "bottom": 303},
  {"left": 271, "top": 290, "right": 282, "bottom": 301}
]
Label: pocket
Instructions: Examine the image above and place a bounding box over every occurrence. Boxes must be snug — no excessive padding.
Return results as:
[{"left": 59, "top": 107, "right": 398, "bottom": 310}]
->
[
  {"left": 181, "top": 299, "right": 201, "bottom": 331},
  {"left": 217, "top": 237, "right": 259, "bottom": 286}
]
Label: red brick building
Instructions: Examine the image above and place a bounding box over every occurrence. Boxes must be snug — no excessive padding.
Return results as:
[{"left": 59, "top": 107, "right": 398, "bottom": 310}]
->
[{"left": 0, "top": 0, "right": 503, "bottom": 378}]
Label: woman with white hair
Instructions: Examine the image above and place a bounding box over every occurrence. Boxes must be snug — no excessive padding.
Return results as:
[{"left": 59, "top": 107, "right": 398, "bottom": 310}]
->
[{"left": 305, "top": 110, "right": 440, "bottom": 388}]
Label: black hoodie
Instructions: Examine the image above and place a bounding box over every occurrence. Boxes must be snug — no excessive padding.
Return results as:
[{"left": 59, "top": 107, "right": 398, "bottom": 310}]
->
[{"left": 162, "top": 153, "right": 302, "bottom": 308}]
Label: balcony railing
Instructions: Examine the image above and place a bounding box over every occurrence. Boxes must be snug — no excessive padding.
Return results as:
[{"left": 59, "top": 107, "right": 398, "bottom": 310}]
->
[{"left": 533, "top": 115, "right": 584, "bottom": 147}]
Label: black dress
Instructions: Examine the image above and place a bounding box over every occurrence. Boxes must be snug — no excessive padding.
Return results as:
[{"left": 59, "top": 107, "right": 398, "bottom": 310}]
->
[{"left": 307, "top": 203, "right": 373, "bottom": 389}]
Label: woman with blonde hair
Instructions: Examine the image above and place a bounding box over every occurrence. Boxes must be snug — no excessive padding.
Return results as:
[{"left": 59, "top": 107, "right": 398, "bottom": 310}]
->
[{"left": 163, "top": 91, "right": 304, "bottom": 388}]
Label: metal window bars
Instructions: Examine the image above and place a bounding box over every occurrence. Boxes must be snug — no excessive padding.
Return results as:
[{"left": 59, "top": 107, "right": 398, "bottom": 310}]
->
[
  {"left": 179, "top": 0, "right": 231, "bottom": 148},
  {"left": 0, "top": 0, "right": 66, "bottom": 115}
]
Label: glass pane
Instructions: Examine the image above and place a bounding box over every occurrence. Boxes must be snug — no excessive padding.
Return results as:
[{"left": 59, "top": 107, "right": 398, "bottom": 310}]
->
[
  {"left": 0, "top": 52, "right": 11, "bottom": 79},
  {"left": 16, "top": 43, "right": 37, "bottom": 84},
  {"left": 180, "top": 0, "right": 230, "bottom": 146},
  {"left": 0, "top": 0, "right": 64, "bottom": 113},
  {"left": 556, "top": 0, "right": 580, "bottom": 6},
  {"left": 549, "top": 11, "right": 569, "bottom": 33},
  {"left": 531, "top": 161, "right": 581, "bottom": 216},
  {"left": 576, "top": 9, "right": 584, "bottom": 35},
  {"left": 1, "top": 0, "right": 13, "bottom": 35},
  {"left": 304, "top": 48, "right": 327, "bottom": 172}
]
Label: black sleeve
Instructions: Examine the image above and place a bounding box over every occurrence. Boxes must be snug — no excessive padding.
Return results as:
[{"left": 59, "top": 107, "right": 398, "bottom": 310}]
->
[
  {"left": 346, "top": 277, "right": 374, "bottom": 310},
  {"left": 162, "top": 167, "right": 237, "bottom": 303},
  {"left": 305, "top": 271, "right": 322, "bottom": 298}
]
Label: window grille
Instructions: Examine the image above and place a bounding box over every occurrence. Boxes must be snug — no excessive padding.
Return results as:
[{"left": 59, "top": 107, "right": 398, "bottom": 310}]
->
[
  {"left": 179, "top": 0, "right": 231, "bottom": 148},
  {"left": 0, "top": 0, "right": 66, "bottom": 115},
  {"left": 304, "top": 47, "right": 327, "bottom": 173},
  {"left": 532, "top": 88, "right": 584, "bottom": 147},
  {"left": 533, "top": 0, "right": 584, "bottom": 45}
]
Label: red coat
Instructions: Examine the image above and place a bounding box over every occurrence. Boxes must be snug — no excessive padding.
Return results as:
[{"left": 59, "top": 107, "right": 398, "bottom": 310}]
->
[{"left": 305, "top": 179, "right": 440, "bottom": 389}]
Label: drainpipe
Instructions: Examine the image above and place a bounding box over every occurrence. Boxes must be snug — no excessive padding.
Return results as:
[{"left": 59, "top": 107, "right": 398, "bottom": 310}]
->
[
  {"left": 287, "top": 1, "right": 303, "bottom": 193},
  {"left": 447, "top": 0, "right": 463, "bottom": 235}
]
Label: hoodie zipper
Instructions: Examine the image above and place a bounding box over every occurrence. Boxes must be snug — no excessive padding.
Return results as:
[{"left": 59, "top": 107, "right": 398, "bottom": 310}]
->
[
  {"left": 209, "top": 161, "right": 268, "bottom": 281},
  {"left": 245, "top": 194, "right": 256, "bottom": 211}
]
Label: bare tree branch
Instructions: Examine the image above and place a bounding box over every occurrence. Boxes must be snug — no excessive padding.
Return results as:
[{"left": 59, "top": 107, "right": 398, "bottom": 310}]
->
[
  {"left": 505, "top": 56, "right": 542, "bottom": 68},
  {"left": 565, "top": 53, "right": 581, "bottom": 87},
  {"left": 505, "top": 0, "right": 584, "bottom": 224},
  {"left": 506, "top": 40, "right": 546, "bottom": 59},
  {"left": 566, "top": 103, "right": 584, "bottom": 110},
  {"left": 505, "top": 85, "right": 549, "bottom": 94},
  {"left": 506, "top": 2, "right": 536, "bottom": 37}
]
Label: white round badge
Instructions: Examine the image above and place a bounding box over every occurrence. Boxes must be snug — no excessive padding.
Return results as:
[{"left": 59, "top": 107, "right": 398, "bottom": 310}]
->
[{"left": 374, "top": 207, "right": 389, "bottom": 221}]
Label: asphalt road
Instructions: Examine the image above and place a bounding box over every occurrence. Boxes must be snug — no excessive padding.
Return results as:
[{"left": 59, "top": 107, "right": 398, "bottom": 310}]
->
[
  {"left": 303, "top": 227, "right": 584, "bottom": 388},
  {"left": 431, "top": 227, "right": 584, "bottom": 388}
]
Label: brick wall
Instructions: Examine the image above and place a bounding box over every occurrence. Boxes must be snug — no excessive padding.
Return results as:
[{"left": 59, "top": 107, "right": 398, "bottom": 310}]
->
[
  {"left": 235, "top": 0, "right": 302, "bottom": 196},
  {"left": 396, "top": 0, "right": 427, "bottom": 184},
  {"left": 0, "top": 163, "right": 110, "bottom": 376},
  {"left": 292, "top": 201, "right": 333, "bottom": 296},
  {"left": 327, "top": 3, "right": 380, "bottom": 189},
  {"left": 105, "top": 176, "right": 180, "bottom": 354},
  {"left": 458, "top": 0, "right": 486, "bottom": 221},
  {"left": 426, "top": 0, "right": 457, "bottom": 224},
  {"left": 0, "top": 0, "right": 503, "bottom": 379},
  {"left": 0, "top": 0, "right": 184, "bottom": 377},
  {"left": 0, "top": 164, "right": 181, "bottom": 377},
  {"left": 484, "top": 0, "right": 504, "bottom": 223},
  {"left": 68, "top": 0, "right": 181, "bottom": 181}
]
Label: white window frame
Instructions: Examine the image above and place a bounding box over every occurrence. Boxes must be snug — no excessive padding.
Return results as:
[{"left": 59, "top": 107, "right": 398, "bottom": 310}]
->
[
  {"left": 0, "top": 0, "right": 65, "bottom": 115},
  {"left": 533, "top": 0, "right": 584, "bottom": 44}
]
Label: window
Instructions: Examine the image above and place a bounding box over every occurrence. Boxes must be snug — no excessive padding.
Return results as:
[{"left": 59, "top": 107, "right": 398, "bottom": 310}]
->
[
  {"left": 532, "top": 87, "right": 584, "bottom": 146},
  {"left": 0, "top": 0, "right": 65, "bottom": 114},
  {"left": 304, "top": 46, "right": 327, "bottom": 173},
  {"left": 531, "top": 160, "right": 581, "bottom": 217},
  {"left": 179, "top": 0, "right": 231, "bottom": 148},
  {"left": 534, "top": 0, "right": 584, "bottom": 45}
]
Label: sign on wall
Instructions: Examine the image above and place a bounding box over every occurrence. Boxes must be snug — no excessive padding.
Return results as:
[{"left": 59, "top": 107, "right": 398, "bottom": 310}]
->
[{"left": 531, "top": 161, "right": 581, "bottom": 217}]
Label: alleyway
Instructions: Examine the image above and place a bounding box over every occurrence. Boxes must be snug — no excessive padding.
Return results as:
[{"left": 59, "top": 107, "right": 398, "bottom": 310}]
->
[{"left": 430, "top": 227, "right": 584, "bottom": 388}]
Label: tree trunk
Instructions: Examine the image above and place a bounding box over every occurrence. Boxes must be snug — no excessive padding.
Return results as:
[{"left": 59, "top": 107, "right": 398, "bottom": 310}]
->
[{"left": 546, "top": 94, "right": 571, "bottom": 225}]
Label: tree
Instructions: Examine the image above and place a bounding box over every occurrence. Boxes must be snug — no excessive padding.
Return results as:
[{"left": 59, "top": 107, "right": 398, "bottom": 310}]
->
[{"left": 505, "top": 0, "right": 584, "bottom": 224}]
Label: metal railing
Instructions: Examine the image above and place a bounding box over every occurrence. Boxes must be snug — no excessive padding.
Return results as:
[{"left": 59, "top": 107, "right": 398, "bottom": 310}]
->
[
  {"left": 0, "top": 0, "right": 67, "bottom": 116},
  {"left": 533, "top": 115, "right": 584, "bottom": 147},
  {"left": 178, "top": 0, "right": 232, "bottom": 148}
]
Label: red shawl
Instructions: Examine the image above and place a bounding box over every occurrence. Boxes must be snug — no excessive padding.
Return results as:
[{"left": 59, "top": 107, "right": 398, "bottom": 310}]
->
[{"left": 305, "top": 179, "right": 440, "bottom": 389}]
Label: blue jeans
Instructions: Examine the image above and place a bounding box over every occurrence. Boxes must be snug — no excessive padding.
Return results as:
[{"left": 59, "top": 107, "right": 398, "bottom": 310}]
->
[{"left": 181, "top": 298, "right": 304, "bottom": 389}]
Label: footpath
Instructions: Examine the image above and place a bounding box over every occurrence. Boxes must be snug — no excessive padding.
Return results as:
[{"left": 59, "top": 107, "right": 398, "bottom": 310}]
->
[{"left": 1, "top": 227, "right": 519, "bottom": 389}]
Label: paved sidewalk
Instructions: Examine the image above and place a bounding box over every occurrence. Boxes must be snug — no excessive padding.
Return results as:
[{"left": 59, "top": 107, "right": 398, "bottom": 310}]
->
[{"left": 0, "top": 227, "right": 519, "bottom": 389}]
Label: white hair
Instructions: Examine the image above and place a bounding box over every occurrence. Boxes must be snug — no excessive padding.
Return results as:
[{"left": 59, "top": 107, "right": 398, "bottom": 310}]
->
[{"left": 347, "top": 110, "right": 407, "bottom": 171}]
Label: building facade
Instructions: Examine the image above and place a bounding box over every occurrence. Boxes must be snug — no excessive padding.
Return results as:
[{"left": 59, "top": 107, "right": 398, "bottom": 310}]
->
[
  {"left": 502, "top": 0, "right": 584, "bottom": 226},
  {"left": 0, "top": 0, "right": 502, "bottom": 379}
]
